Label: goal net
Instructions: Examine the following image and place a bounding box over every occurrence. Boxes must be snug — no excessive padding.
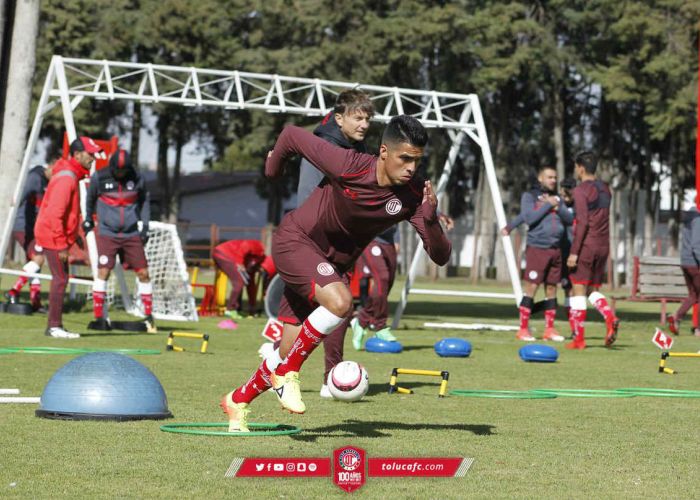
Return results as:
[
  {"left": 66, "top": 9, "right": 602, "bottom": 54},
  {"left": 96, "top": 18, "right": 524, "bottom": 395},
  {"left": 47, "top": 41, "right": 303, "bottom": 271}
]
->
[{"left": 107, "top": 221, "right": 198, "bottom": 322}]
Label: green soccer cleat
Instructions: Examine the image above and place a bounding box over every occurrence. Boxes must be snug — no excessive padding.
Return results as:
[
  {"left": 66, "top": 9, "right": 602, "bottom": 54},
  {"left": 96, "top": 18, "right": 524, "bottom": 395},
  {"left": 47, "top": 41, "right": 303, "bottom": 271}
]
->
[
  {"left": 219, "top": 392, "right": 250, "bottom": 433},
  {"left": 351, "top": 317, "right": 367, "bottom": 350},
  {"left": 224, "top": 309, "right": 244, "bottom": 320},
  {"left": 374, "top": 327, "right": 397, "bottom": 342},
  {"left": 270, "top": 371, "right": 306, "bottom": 414}
]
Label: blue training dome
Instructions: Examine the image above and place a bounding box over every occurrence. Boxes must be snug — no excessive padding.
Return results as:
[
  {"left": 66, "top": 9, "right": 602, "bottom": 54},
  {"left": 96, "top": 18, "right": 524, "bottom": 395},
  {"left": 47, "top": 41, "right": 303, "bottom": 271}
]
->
[
  {"left": 519, "top": 344, "right": 559, "bottom": 363},
  {"left": 365, "top": 337, "right": 403, "bottom": 354},
  {"left": 434, "top": 338, "right": 472, "bottom": 357},
  {"left": 36, "top": 352, "right": 171, "bottom": 421}
]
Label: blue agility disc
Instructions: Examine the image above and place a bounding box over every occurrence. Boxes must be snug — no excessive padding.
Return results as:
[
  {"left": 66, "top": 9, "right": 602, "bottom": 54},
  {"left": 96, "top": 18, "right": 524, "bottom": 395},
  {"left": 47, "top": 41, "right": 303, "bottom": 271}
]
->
[
  {"left": 365, "top": 337, "right": 403, "bottom": 354},
  {"left": 434, "top": 338, "right": 472, "bottom": 357},
  {"left": 519, "top": 344, "right": 558, "bottom": 363}
]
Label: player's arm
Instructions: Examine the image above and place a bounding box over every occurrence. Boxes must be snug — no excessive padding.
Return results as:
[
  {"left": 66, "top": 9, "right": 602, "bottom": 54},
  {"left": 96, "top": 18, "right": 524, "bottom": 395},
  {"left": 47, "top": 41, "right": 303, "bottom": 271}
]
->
[
  {"left": 265, "top": 126, "right": 358, "bottom": 179},
  {"left": 521, "top": 191, "right": 551, "bottom": 226},
  {"left": 138, "top": 179, "right": 151, "bottom": 231},
  {"left": 569, "top": 188, "right": 590, "bottom": 258},
  {"left": 43, "top": 177, "right": 72, "bottom": 249},
  {"left": 83, "top": 173, "right": 99, "bottom": 234},
  {"left": 502, "top": 213, "right": 525, "bottom": 235},
  {"left": 557, "top": 199, "right": 574, "bottom": 225},
  {"left": 689, "top": 213, "right": 700, "bottom": 259},
  {"left": 408, "top": 180, "right": 451, "bottom": 266}
]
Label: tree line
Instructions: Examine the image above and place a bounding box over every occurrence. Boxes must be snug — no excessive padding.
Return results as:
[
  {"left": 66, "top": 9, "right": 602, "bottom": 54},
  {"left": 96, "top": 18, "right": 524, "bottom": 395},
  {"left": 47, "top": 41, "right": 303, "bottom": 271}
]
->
[{"left": 29, "top": 0, "right": 699, "bottom": 237}]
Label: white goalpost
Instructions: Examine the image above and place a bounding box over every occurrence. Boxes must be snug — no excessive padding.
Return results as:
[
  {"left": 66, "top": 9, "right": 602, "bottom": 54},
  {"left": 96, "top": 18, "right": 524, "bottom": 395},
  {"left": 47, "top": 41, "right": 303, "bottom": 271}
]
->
[{"left": 0, "top": 55, "right": 522, "bottom": 325}]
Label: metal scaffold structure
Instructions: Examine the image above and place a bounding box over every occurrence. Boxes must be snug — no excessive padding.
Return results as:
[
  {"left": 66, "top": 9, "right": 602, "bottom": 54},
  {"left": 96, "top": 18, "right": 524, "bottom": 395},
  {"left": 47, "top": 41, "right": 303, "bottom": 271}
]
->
[{"left": 0, "top": 55, "right": 522, "bottom": 324}]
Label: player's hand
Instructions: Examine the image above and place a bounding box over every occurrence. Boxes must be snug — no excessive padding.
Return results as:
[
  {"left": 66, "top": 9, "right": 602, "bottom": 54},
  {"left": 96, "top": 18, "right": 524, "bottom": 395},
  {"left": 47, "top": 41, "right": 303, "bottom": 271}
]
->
[
  {"left": 140, "top": 230, "right": 149, "bottom": 245},
  {"left": 438, "top": 213, "right": 455, "bottom": 231},
  {"left": 82, "top": 219, "right": 94, "bottom": 234},
  {"left": 567, "top": 254, "right": 578, "bottom": 269},
  {"left": 501, "top": 227, "right": 511, "bottom": 236},
  {"left": 58, "top": 249, "right": 69, "bottom": 262},
  {"left": 237, "top": 265, "right": 250, "bottom": 285},
  {"left": 544, "top": 195, "right": 559, "bottom": 208},
  {"left": 422, "top": 180, "right": 438, "bottom": 221}
]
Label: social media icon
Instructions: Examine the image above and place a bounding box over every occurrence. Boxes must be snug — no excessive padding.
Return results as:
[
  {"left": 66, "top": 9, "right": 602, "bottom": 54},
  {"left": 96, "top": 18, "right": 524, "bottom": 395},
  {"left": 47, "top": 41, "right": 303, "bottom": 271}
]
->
[
  {"left": 297, "top": 463, "right": 307, "bottom": 472},
  {"left": 273, "top": 463, "right": 283, "bottom": 472},
  {"left": 309, "top": 463, "right": 317, "bottom": 472},
  {"left": 255, "top": 463, "right": 264, "bottom": 472},
  {"left": 286, "top": 463, "right": 295, "bottom": 472}
]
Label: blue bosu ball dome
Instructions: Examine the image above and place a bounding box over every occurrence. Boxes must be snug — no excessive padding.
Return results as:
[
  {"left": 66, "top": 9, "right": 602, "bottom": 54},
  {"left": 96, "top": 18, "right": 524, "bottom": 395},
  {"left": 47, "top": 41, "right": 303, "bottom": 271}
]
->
[
  {"left": 365, "top": 337, "right": 403, "bottom": 353},
  {"left": 434, "top": 338, "right": 472, "bottom": 357},
  {"left": 518, "top": 344, "right": 559, "bottom": 363},
  {"left": 36, "top": 352, "right": 172, "bottom": 421}
]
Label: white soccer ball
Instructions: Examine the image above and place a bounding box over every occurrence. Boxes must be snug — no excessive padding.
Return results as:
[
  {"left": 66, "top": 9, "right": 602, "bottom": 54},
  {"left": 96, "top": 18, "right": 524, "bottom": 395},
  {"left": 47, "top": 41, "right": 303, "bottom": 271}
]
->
[{"left": 327, "top": 361, "right": 369, "bottom": 402}]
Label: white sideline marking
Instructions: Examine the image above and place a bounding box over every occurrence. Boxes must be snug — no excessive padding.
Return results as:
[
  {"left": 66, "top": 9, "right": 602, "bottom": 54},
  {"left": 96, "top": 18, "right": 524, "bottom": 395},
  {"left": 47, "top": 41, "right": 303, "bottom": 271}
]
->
[
  {"left": 410, "top": 289, "right": 516, "bottom": 299},
  {"left": 425, "top": 322, "right": 519, "bottom": 332},
  {"left": 0, "top": 397, "right": 40, "bottom": 403}
]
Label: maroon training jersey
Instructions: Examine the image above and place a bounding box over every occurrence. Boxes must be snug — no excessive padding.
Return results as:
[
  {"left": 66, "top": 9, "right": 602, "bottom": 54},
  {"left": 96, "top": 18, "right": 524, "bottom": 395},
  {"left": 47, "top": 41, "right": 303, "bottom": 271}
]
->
[
  {"left": 570, "top": 179, "right": 611, "bottom": 255},
  {"left": 265, "top": 126, "right": 451, "bottom": 272}
]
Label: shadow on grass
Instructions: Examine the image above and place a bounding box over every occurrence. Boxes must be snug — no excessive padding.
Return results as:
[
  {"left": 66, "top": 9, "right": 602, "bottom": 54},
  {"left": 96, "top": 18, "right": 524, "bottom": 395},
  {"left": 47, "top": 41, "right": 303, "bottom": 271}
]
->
[
  {"left": 365, "top": 381, "right": 436, "bottom": 396},
  {"left": 291, "top": 418, "right": 495, "bottom": 442}
]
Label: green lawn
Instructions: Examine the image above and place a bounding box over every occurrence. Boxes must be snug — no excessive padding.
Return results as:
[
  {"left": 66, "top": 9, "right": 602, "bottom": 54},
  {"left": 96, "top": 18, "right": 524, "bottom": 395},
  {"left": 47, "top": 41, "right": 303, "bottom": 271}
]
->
[{"left": 1, "top": 277, "right": 698, "bottom": 499}]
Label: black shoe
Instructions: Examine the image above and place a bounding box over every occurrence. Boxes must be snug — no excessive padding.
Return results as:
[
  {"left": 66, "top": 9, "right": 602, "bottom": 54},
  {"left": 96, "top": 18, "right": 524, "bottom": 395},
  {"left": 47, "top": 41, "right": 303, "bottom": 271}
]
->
[
  {"left": 88, "top": 318, "right": 112, "bottom": 331},
  {"left": 5, "top": 290, "right": 18, "bottom": 304},
  {"left": 144, "top": 314, "right": 157, "bottom": 333}
]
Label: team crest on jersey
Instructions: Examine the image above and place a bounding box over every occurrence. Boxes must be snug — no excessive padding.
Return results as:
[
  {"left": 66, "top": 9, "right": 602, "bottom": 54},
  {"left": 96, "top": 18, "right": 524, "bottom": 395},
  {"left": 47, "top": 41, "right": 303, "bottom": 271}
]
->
[
  {"left": 371, "top": 245, "right": 381, "bottom": 257},
  {"left": 528, "top": 270, "right": 538, "bottom": 280},
  {"left": 385, "top": 198, "right": 402, "bottom": 215},
  {"left": 99, "top": 255, "right": 109, "bottom": 265},
  {"left": 317, "top": 262, "right": 334, "bottom": 276},
  {"left": 126, "top": 181, "right": 135, "bottom": 190}
]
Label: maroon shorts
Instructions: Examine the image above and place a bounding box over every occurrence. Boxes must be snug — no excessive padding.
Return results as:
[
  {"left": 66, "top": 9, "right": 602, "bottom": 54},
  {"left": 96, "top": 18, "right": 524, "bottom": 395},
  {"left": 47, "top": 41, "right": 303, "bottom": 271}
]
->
[
  {"left": 569, "top": 245, "right": 608, "bottom": 287},
  {"left": 14, "top": 231, "right": 44, "bottom": 259},
  {"left": 524, "top": 246, "right": 562, "bottom": 285},
  {"left": 273, "top": 224, "right": 346, "bottom": 325},
  {"left": 96, "top": 235, "right": 147, "bottom": 271}
]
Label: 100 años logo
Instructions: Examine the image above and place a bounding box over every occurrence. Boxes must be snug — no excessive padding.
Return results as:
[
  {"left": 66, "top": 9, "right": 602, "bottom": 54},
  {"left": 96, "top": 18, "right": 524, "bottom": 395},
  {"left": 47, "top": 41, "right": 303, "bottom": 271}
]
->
[{"left": 333, "top": 446, "right": 366, "bottom": 493}]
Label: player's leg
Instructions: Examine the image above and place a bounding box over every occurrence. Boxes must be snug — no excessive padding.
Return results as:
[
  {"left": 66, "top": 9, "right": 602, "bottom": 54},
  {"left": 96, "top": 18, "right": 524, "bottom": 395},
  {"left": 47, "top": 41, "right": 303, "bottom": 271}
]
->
[
  {"left": 90, "top": 235, "right": 117, "bottom": 330},
  {"left": 586, "top": 250, "right": 618, "bottom": 346},
  {"left": 518, "top": 247, "right": 543, "bottom": 341},
  {"left": 541, "top": 249, "right": 563, "bottom": 341},
  {"left": 121, "top": 235, "right": 155, "bottom": 331},
  {"left": 5, "top": 232, "right": 33, "bottom": 303},
  {"left": 44, "top": 249, "right": 78, "bottom": 339},
  {"left": 566, "top": 282, "right": 588, "bottom": 349},
  {"left": 28, "top": 251, "right": 46, "bottom": 311},
  {"left": 214, "top": 255, "right": 245, "bottom": 319},
  {"left": 321, "top": 318, "right": 351, "bottom": 397},
  {"left": 669, "top": 266, "right": 695, "bottom": 335},
  {"left": 372, "top": 243, "right": 398, "bottom": 341},
  {"left": 353, "top": 250, "right": 373, "bottom": 349}
]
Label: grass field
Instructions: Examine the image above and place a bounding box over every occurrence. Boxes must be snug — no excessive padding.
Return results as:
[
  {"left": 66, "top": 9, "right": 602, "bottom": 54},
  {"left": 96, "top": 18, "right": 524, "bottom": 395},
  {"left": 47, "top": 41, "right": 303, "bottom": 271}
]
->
[{"left": 1, "top": 277, "right": 699, "bottom": 498}]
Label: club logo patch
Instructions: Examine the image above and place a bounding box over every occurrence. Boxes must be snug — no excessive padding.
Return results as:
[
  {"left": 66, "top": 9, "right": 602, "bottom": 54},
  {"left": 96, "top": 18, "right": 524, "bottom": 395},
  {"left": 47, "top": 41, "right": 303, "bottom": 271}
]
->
[
  {"left": 528, "top": 270, "right": 538, "bottom": 280},
  {"left": 371, "top": 245, "right": 381, "bottom": 257},
  {"left": 385, "top": 198, "right": 402, "bottom": 215},
  {"left": 316, "top": 263, "right": 334, "bottom": 276},
  {"left": 126, "top": 181, "right": 135, "bottom": 190},
  {"left": 99, "top": 255, "right": 109, "bottom": 265},
  {"left": 34, "top": 244, "right": 43, "bottom": 252}
]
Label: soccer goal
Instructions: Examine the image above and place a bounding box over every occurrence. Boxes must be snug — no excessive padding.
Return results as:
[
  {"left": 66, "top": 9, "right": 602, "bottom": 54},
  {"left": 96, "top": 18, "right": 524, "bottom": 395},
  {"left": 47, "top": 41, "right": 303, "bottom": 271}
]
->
[{"left": 0, "top": 55, "right": 522, "bottom": 326}]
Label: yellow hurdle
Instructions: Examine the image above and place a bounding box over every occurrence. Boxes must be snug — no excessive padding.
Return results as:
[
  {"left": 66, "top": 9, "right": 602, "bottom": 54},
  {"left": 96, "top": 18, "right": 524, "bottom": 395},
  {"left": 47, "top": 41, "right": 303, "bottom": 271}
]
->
[
  {"left": 658, "top": 351, "right": 700, "bottom": 375},
  {"left": 167, "top": 331, "right": 209, "bottom": 354},
  {"left": 388, "top": 367, "right": 449, "bottom": 397}
]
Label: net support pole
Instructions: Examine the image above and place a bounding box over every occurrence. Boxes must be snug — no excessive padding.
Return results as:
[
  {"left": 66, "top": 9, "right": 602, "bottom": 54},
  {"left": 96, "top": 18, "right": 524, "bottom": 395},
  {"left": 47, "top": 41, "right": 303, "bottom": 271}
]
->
[{"left": 0, "top": 57, "right": 56, "bottom": 266}]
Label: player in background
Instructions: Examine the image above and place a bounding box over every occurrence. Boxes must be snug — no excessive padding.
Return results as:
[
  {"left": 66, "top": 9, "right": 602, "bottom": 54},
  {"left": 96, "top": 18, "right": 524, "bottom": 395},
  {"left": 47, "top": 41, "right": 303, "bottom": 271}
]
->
[
  {"left": 221, "top": 115, "right": 451, "bottom": 431},
  {"left": 5, "top": 161, "right": 55, "bottom": 311},
  {"left": 566, "top": 151, "right": 619, "bottom": 349},
  {"left": 212, "top": 239, "right": 266, "bottom": 319},
  {"left": 510, "top": 165, "right": 572, "bottom": 342},
  {"left": 35, "top": 137, "right": 103, "bottom": 338},
  {"left": 667, "top": 200, "right": 700, "bottom": 336},
  {"left": 83, "top": 149, "right": 154, "bottom": 332}
]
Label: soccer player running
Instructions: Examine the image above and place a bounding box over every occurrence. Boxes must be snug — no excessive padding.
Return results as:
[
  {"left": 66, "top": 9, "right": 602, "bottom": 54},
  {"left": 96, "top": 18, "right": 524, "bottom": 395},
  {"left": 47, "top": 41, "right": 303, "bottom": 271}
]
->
[
  {"left": 667, "top": 201, "right": 700, "bottom": 336},
  {"left": 293, "top": 89, "right": 374, "bottom": 398},
  {"left": 34, "top": 137, "right": 103, "bottom": 338},
  {"left": 83, "top": 149, "right": 154, "bottom": 333},
  {"left": 5, "top": 161, "right": 54, "bottom": 311},
  {"left": 212, "top": 239, "right": 266, "bottom": 319},
  {"left": 221, "top": 115, "right": 451, "bottom": 431},
  {"left": 566, "top": 151, "right": 619, "bottom": 349},
  {"left": 514, "top": 165, "right": 573, "bottom": 342}
]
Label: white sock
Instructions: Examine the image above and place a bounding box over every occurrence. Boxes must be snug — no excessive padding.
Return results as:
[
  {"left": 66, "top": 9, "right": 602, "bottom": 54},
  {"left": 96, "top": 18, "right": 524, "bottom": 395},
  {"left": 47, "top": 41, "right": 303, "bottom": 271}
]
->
[
  {"left": 306, "top": 306, "right": 344, "bottom": 336},
  {"left": 570, "top": 296, "right": 587, "bottom": 311},
  {"left": 138, "top": 281, "right": 152, "bottom": 295},
  {"left": 23, "top": 261, "right": 40, "bottom": 275},
  {"left": 31, "top": 277, "right": 41, "bottom": 286},
  {"left": 93, "top": 278, "right": 107, "bottom": 293},
  {"left": 265, "top": 349, "right": 284, "bottom": 371},
  {"left": 588, "top": 291, "right": 605, "bottom": 306}
]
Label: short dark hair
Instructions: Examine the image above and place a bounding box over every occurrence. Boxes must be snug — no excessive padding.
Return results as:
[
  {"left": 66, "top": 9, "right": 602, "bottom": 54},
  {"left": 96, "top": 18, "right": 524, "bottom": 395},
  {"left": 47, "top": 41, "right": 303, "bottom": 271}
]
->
[
  {"left": 69, "top": 139, "right": 84, "bottom": 156},
  {"left": 538, "top": 164, "right": 556, "bottom": 174},
  {"left": 560, "top": 177, "right": 576, "bottom": 189},
  {"left": 334, "top": 89, "right": 374, "bottom": 117},
  {"left": 381, "top": 115, "right": 428, "bottom": 148},
  {"left": 574, "top": 150, "right": 597, "bottom": 174}
]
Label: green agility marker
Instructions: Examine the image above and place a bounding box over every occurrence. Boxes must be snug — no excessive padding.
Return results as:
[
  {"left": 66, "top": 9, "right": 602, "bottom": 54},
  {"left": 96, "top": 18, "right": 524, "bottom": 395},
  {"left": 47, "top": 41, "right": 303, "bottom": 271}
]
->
[
  {"left": 160, "top": 422, "right": 302, "bottom": 437},
  {"left": 450, "top": 389, "right": 557, "bottom": 399},
  {"left": 530, "top": 389, "right": 636, "bottom": 398},
  {"left": 616, "top": 388, "right": 700, "bottom": 398},
  {"left": 0, "top": 347, "right": 160, "bottom": 355}
]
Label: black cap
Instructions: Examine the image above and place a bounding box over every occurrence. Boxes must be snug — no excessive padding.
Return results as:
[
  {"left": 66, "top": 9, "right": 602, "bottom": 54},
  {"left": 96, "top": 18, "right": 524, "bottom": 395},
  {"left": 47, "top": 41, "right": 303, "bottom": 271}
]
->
[{"left": 109, "top": 149, "right": 132, "bottom": 171}]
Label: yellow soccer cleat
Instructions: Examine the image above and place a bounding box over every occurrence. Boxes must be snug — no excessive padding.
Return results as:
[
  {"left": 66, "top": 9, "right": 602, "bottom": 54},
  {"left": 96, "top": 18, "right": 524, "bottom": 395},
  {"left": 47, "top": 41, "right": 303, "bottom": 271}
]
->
[
  {"left": 270, "top": 371, "right": 306, "bottom": 414},
  {"left": 144, "top": 315, "right": 158, "bottom": 333},
  {"left": 219, "top": 392, "right": 250, "bottom": 433}
]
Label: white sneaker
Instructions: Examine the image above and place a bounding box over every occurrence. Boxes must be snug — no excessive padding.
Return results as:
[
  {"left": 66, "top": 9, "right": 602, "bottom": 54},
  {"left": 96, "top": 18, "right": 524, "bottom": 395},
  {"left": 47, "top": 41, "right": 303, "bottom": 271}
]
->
[
  {"left": 258, "top": 342, "right": 275, "bottom": 360},
  {"left": 320, "top": 384, "right": 333, "bottom": 399},
  {"left": 45, "top": 327, "right": 80, "bottom": 339}
]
